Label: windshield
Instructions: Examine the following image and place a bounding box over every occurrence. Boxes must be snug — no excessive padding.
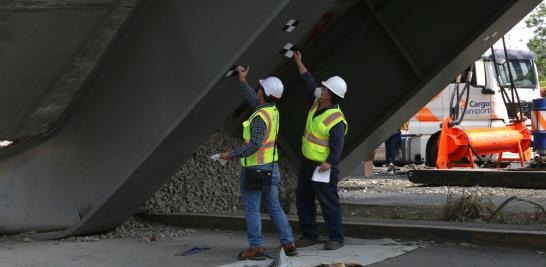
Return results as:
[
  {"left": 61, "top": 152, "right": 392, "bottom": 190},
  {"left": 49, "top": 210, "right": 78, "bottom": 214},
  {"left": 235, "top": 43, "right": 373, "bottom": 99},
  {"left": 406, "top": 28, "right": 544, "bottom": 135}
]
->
[{"left": 497, "top": 59, "right": 537, "bottom": 89}]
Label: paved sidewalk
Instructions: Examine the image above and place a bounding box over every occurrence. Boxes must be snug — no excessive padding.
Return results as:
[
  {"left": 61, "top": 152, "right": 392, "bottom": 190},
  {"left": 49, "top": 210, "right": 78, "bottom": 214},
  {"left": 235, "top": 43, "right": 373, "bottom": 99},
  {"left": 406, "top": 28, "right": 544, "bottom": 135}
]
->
[
  {"left": 1, "top": 227, "right": 543, "bottom": 266},
  {"left": 0, "top": 229, "right": 415, "bottom": 267}
]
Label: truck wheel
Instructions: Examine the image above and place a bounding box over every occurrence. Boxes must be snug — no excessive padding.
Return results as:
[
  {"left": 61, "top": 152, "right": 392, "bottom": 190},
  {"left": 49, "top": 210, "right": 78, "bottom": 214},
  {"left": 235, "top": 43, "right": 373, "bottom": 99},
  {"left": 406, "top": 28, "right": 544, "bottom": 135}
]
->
[{"left": 425, "top": 132, "right": 441, "bottom": 167}]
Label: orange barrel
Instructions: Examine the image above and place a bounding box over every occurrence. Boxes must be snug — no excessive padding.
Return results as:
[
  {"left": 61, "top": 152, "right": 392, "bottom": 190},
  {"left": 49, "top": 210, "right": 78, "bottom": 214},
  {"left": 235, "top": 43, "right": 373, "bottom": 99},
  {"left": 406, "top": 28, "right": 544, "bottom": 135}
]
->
[
  {"left": 531, "top": 98, "right": 546, "bottom": 131},
  {"left": 441, "top": 122, "right": 531, "bottom": 160}
]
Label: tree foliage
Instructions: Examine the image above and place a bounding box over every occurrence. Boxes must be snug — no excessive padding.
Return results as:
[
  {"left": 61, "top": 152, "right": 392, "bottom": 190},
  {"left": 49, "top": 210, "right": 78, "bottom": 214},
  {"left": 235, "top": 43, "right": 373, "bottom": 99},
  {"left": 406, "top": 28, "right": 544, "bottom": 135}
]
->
[{"left": 526, "top": 2, "right": 546, "bottom": 83}]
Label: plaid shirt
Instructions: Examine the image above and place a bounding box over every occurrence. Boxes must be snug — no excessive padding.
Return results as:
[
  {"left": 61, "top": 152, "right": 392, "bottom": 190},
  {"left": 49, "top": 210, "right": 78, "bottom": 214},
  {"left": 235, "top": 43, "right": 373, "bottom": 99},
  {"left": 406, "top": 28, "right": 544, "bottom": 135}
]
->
[{"left": 230, "top": 81, "right": 274, "bottom": 159}]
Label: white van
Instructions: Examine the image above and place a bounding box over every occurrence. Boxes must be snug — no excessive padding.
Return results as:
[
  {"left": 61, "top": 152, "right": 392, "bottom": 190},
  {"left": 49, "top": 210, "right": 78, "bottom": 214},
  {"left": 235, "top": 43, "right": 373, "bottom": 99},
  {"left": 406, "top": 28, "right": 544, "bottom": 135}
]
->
[{"left": 375, "top": 48, "right": 542, "bottom": 166}]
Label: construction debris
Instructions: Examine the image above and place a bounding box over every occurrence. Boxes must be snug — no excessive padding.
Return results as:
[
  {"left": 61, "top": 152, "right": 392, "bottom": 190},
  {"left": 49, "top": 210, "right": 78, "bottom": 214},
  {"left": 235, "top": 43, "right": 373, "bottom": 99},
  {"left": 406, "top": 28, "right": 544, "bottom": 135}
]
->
[
  {"left": 144, "top": 129, "right": 298, "bottom": 215},
  {"left": 64, "top": 217, "right": 195, "bottom": 242},
  {"left": 0, "top": 217, "right": 194, "bottom": 243}
]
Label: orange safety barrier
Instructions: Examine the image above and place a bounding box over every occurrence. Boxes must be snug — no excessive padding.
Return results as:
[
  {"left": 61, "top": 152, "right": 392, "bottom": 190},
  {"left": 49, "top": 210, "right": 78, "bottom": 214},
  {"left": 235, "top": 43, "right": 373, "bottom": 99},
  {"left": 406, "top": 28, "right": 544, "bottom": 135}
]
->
[{"left": 436, "top": 116, "right": 531, "bottom": 169}]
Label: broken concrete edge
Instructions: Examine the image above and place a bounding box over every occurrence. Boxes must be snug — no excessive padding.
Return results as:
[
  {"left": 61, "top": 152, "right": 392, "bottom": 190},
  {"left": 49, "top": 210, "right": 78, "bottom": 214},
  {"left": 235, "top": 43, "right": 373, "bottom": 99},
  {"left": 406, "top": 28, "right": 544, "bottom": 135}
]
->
[
  {"left": 138, "top": 213, "right": 546, "bottom": 251},
  {"left": 20, "top": 1, "right": 138, "bottom": 138},
  {"left": 0, "top": 1, "right": 141, "bottom": 160}
]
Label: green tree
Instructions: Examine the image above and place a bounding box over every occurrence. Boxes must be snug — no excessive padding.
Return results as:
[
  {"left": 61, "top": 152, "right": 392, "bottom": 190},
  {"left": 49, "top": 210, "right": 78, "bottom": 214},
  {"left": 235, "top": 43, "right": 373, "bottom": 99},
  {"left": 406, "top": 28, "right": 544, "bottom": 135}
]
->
[{"left": 526, "top": 2, "right": 546, "bottom": 84}]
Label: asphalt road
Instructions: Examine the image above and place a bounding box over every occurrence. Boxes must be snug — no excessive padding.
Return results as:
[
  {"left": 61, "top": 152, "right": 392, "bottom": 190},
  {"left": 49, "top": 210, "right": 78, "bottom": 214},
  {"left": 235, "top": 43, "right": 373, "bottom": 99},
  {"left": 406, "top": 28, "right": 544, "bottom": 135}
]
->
[{"left": 369, "top": 243, "right": 546, "bottom": 267}]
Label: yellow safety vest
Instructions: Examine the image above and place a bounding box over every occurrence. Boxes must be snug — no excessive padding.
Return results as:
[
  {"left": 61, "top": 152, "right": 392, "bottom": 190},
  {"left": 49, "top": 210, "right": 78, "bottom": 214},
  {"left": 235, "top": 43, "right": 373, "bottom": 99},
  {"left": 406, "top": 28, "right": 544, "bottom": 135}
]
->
[
  {"left": 301, "top": 100, "right": 348, "bottom": 162},
  {"left": 240, "top": 106, "right": 279, "bottom": 167}
]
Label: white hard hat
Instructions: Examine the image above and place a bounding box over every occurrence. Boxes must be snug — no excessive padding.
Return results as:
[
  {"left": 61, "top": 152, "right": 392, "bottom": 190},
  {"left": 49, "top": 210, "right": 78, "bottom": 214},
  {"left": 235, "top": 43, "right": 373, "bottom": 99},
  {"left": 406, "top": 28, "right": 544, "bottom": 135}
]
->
[
  {"left": 259, "top": 77, "right": 284, "bottom": 98},
  {"left": 321, "top": 76, "right": 347, "bottom": 98}
]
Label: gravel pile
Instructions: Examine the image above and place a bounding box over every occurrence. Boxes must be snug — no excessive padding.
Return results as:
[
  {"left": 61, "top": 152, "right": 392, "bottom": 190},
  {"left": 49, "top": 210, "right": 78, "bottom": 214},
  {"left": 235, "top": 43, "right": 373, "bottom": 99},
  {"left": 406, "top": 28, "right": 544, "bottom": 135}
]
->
[
  {"left": 143, "top": 130, "right": 242, "bottom": 214},
  {"left": 144, "top": 128, "right": 298, "bottom": 215},
  {"left": 0, "top": 217, "right": 195, "bottom": 243},
  {"left": 64, "top": 217, "right": 195, "bottom": 242}
]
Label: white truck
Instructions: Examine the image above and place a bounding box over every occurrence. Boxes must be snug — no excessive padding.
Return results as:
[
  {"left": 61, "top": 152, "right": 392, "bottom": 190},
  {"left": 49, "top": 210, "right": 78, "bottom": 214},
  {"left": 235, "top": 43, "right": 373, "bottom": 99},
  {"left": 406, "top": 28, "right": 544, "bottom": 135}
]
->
[{"left": 375, "top": 48, "right": 543, "bottom": 166}]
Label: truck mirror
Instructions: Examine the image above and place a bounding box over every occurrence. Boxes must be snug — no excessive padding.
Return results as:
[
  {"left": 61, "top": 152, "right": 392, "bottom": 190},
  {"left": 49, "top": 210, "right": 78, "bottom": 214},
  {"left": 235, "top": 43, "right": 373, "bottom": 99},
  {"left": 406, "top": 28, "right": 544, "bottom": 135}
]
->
[{"left": 474, "top": 61, "right": 486, "bottom": 87}]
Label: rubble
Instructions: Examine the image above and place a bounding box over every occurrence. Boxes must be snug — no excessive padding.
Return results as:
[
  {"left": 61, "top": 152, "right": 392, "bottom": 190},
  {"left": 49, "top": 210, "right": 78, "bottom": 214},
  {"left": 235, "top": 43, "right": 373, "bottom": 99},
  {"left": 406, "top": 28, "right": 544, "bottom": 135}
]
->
[
  {"left": 144, "top": 129, "right": 298, "bottom": 215},
  {"left": 0, "top": 217, "right": 194, "bottom": 243},
  {"left": 64, "top": 217, "right": 195, "bottom": 242}
]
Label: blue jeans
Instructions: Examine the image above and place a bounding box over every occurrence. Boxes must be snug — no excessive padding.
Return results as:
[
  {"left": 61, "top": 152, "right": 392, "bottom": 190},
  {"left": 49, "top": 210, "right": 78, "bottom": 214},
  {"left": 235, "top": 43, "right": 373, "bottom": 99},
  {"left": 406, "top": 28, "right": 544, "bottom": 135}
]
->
[
  {"left": 296, "top": 159, "right": 344, "bottom": 242},
  {"left": 240, "top": 163, "right": 294, "bottom": 247},
  {"left": 385, "top": 130, "right": 401, "bottom": 164}
]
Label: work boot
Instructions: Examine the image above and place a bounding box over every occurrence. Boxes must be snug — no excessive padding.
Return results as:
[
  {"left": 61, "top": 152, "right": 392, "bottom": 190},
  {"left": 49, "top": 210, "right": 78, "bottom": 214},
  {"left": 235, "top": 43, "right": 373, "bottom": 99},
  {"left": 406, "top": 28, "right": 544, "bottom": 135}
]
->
[
  {"left": 282, "top": 242, "right": 298, "bottom": 256},
  {"left": 238, "top": 247, "right": 266, "bottom": 260},
  {"left": 295, "top": 237, "right": 322, "bottom": 248},
  {"left": 388, "top": 163, "right": 395, "bottom": 172},
  {"left": 323, "top": 240, "right": 344, "bottom": 250}
]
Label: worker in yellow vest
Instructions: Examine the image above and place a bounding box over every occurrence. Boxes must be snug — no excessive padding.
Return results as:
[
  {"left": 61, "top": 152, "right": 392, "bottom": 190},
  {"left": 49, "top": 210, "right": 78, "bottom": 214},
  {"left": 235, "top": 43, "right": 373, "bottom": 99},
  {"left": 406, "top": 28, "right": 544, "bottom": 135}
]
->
[
  {"left": 219, "top": 66, "right": 297, "bottom": 260},
  {"left": 293, "top": 51, "right": 348, "bottom": 250}
]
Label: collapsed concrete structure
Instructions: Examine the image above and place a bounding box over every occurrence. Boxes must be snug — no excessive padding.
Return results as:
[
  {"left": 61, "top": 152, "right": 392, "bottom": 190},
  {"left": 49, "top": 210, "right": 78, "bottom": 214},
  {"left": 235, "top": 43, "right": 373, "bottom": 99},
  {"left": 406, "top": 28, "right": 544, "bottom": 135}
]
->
[{"left": 0, "top": 0, "right": 540, "bottom": 237}]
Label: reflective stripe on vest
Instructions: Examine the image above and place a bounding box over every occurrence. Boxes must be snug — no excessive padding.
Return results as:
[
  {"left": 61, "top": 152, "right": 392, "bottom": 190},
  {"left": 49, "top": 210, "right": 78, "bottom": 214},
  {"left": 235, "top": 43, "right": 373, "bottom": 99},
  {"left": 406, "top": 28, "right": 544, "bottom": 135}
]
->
[
  {"left": 303, "top": 129, "right": 329, "bottom": 147},
  {"left": 301, "top": 100, "right": 348, "bottom": 162},
  {"left": 241, "top": 106, "right": 279, "bottom": 167},
  {"left": 323, "top": 112, "right": 342, "bottom": 126}
]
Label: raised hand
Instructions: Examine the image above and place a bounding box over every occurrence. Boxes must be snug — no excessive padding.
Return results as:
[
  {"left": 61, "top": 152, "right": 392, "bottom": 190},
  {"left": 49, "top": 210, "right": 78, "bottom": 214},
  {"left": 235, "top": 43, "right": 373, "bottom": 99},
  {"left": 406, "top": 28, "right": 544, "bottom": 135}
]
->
[
  {"left": 238, "top": 65, "right": 249, "bottom": 82},
  {"left": 294, "top": 50, "right": 302, "bottom": 64}
]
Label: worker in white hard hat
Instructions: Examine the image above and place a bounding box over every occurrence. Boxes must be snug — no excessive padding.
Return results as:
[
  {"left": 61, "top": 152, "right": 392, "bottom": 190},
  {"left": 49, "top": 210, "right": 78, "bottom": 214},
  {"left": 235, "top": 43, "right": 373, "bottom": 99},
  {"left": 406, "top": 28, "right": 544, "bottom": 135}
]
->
[
  {"left": 293, "top": 51, "right": 348, "bottom": 250},
  {"left": 219, "top": 66, "right": 297, "bottom": 260}
]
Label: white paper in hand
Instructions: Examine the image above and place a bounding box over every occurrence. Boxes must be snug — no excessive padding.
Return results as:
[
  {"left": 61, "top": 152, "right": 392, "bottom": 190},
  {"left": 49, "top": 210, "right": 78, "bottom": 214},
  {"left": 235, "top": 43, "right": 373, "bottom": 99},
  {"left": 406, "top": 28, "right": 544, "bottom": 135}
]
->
[
  {"left": 311, "top": 167, "right": 330, "bottom": 183},
  {"left": 210, "top": 153, "right": 228, "bottom": 166}
]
